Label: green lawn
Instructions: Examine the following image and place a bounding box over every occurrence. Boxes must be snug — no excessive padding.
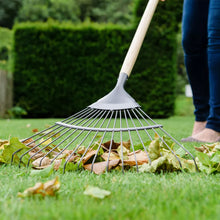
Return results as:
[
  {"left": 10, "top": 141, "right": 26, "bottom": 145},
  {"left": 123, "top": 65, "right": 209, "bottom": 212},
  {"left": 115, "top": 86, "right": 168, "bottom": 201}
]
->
[{"left": 0, "top": 116, "right": 220, "bottom": 220}]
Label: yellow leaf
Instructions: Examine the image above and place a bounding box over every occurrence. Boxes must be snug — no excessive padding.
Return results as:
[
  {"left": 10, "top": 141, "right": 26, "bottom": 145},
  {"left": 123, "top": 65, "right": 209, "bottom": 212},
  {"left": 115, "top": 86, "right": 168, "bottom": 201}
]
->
[
  {"left": 0, "top": 140, "right": 9, "bottom": 150},
  {"left": 18, "top": 177, "right": 60, "bottom": 198},
  {"left": 39, "top": 138, "right": 52, "bottom": 146}
]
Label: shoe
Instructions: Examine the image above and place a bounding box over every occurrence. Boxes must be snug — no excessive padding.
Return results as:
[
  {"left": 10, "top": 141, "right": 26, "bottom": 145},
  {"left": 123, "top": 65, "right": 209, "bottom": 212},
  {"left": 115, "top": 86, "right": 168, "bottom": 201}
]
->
[
  {"left": 181, "top": 136, "right": 205, "bottom": 143},
  {"left": 181, "top": 136, "right": 220, "bottom": 143}
]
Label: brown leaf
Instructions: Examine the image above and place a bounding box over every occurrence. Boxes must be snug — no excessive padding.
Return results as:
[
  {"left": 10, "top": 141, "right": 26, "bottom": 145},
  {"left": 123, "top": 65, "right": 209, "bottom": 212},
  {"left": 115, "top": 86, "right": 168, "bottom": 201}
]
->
[
  {"left": 32, "top": 129, "right": 39, "bottom": 133},
  {"left": 101, "top": 140, "right": 131, "bottom": 151},
  {"left": 82, "top": 150, "right": 97, "bottom": 164},
  {"left": 101, "top": 152, "right": 120, "bottom": 161},
  {"left": 122, "top": 140, "right": 131, "bottom": 150},
  {"left": 194, "top": 146, "right": 209, "bottom": 153},
  {"left": 53, "top": 160, "right": 62, "bottom": 171},
  {"left": 77, "top": 146, "right": 86, "bottom": 155},
  {"left": 28, "top": 151, "right": 46, "bottom": 160},
  {"left": 101, "top": 140, "right": 120, "bottom": 151},
  {"left": 84, "top": 159, "right": 120, "bottom": 174},
  {"left": 32, "top": 157, "right": 51, "bottom": 167},
  {"left": 22, "top": 138, "right": 37, "bottom": 149},
  {"left": 123, "top": 150, "right": 148, "bottom": 166}
]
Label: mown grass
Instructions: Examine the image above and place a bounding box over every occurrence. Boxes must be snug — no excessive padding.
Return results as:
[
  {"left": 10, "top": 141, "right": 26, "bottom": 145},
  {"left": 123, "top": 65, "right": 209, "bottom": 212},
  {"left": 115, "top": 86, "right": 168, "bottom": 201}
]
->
[{"left": 0, "top": 117, "right": 220, "bottom": 220}]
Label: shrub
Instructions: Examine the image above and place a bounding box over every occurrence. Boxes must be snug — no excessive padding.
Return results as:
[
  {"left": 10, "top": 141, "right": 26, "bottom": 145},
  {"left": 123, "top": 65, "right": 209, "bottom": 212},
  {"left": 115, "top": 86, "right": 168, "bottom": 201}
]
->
[{"left": 13, "top": 22, "right": 132, "bottom": 117}]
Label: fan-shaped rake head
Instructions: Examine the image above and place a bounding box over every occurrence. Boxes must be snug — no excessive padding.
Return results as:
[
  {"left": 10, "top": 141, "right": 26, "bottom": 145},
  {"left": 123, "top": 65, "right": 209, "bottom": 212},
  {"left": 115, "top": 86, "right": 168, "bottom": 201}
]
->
[{"left": 11, "top": 106, "right": 198, "bottom": 174}]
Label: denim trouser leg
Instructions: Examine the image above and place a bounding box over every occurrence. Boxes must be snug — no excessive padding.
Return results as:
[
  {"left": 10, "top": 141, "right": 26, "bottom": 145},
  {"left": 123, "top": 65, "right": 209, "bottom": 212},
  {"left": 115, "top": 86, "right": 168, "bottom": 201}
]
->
[
  {"left": 182, "top": 0, "right": 210, "bottom": 122},
  {"left": 207, "top": 0, "right": 220, "bottom": 132}
]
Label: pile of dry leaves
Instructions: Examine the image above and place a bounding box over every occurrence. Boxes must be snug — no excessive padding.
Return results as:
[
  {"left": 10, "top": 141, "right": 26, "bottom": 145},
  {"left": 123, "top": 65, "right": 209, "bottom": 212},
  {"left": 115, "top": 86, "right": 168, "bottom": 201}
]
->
[{"left": 0, "top": 134, "right": 219, "bottom": 174}]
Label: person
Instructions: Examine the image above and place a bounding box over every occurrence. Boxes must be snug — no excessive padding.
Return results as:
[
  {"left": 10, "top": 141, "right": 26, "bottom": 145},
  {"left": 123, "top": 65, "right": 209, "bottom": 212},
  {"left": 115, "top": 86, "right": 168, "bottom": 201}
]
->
[{"left": 181, "top": 0, "right": 220, "bottom": 142}]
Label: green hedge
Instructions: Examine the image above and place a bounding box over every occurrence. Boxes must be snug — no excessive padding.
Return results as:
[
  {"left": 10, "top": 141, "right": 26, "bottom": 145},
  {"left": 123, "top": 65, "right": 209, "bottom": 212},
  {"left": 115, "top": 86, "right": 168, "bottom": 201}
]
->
[{"left": 13, "top": 0, "right": 183, "bottom": 118}]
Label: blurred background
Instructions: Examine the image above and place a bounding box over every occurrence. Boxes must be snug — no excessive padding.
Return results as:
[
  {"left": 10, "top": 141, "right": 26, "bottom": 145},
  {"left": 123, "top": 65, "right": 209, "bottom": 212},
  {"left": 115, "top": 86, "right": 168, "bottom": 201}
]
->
[{"left": 0, "top": 0, "right": 193, "bottom": 119}]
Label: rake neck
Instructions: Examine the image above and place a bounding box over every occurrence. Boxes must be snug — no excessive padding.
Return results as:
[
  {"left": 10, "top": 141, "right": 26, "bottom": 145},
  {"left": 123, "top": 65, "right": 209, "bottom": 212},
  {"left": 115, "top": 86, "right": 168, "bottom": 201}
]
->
[{"left": 89, "top": 72, "right": 140, "bottom": 110}]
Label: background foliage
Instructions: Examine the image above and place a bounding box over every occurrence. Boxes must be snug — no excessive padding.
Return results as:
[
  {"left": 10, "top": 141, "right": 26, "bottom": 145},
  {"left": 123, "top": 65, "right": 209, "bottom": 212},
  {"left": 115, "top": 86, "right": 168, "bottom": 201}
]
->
[
  {"left": 13, "top": 0, "right": 183, "bottom": 118},
  {"left": 15, "top": 0, "right": 133, "bottom": 25},
  {"left": 0, "top": 0, "right": 22, "bottom": 28},
  {"left": 0, "top": 27, "right": 13, "bottom": 71}
]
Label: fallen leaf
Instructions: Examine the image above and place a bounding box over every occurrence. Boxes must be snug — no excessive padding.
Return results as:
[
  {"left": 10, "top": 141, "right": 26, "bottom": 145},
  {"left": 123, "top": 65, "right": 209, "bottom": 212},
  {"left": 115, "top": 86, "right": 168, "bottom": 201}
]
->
[
  {"left": 28, "top": 152, "right": 45, "bottom": 160},
  {"left": 22, "top": 138, "right": 36, "bottom": 149},
  {"left": 83, "top": 159, "right": 120, "bottom": 174},
  {"left": 122, "top": 140, "right": 131, "bottom": 150},
  {"left": 43, "top": 176, "right": 61, "bottom": 196},
  {"left": 32, "top": 157, "right": 51, "bottom": 167},
  {"left": 0, "top": 140, "right": 9, "bottom": 150},
  {"left": 39, "top": 138, "right": 52, "bottom": 147},
  {"left": 101, "top": 152, "right": 120, "bottom": 161},
  {"left": 32, "top": 129, "right": 39, "bottom": 133},
  {"left": 101, "top": 140, "right": 120, "bottom": 151},
  {"left": 53, "top": 160, "right": 62, "bottom": 171},
  {"left": 2, "top": 137, "right": 31, "bottom": 165},
  {"left": 139, "top": 156, "right": 167, "bottom": 173},
  {"left": 148, "top": 139, "right": 160, "bottom": 160},
  {"left": 117, "top": 145, "right": 129, "bottom": 160},
  {"left": 18, "top": 176, "right": 60, "bottom": 198},
  {"left": 82, "top": 150, "right": 97, "bottom": 164},
  {"left": 83, "top": 185, "right": 111, "bottom": 199},
  {"left": 102, "top": 140, "right": 130, "bottom": 151},
  {"left": 77, "top": 146, "right": 86, "bottom": 155},
  {"left": 124, "top": 150, "right": 148, "bottom": 166},
  {"left": 195, "top": 146, "right": 209, "bottom": 153}
]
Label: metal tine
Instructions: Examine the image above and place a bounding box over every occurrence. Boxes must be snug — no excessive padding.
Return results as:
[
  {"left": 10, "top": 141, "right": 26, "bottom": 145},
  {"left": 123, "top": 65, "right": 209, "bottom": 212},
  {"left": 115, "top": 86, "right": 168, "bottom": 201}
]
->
[
  {"left": 38, "top": 109, "right": 107, "bottom": 167},
  {"left": 18, "top": 108, "right": 103, "bottom": 167},
  {"left": 137, "top": 107, "right": 198, "bottom": 165},
  {"left": 138, "top": 107, "right": 198, "bottom": 167},
  {"left": 106, "top": 110, "right": 118, "bottom": 172},
  {"left": 124, "top": 109, "right": 138, "bottom": 172},
  {"left": 90, "top": 110, "right": 113, "bottom": 173},
  {"left": 62, "top": 110, "right": 113, "bottom": 173},
  {"left": 50, "top": 109, "right": 108, "bottom": 169},
  {"left": 126, "top": 109, "right": 152, "bottom": 165},
  {"left": 22, "top": 107, "right": 92, "bottom": 144},
  {"left": 155, "top": 127, "right": 198, "bottom": 170},
  {"left": 119, "top": 110, "right": 124, "bottom": 173},
  {"left": 76, "top": 111, "right": 113, "bottom": 172},
  {"left": 133, "top": 108, "right": 183, "bottom": 168},
  {"left": 10, "top": 109, "right": 93, "bottom": 164},
  {"left": 130, "top": 109, "right": 153, "bottom": 141}
]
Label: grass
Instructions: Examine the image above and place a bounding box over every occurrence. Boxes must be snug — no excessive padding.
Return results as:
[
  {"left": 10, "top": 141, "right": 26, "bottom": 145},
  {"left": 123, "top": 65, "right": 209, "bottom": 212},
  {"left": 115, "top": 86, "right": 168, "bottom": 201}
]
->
[{"left": 0, "top": 116, "right": 220, "bottom": 220}]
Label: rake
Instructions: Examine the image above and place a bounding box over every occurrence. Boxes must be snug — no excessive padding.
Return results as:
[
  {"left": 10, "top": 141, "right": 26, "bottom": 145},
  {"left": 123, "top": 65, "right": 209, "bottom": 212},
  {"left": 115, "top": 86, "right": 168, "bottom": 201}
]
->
[{"left": 12, "top": 0, "right": 198, "bottom": 173}]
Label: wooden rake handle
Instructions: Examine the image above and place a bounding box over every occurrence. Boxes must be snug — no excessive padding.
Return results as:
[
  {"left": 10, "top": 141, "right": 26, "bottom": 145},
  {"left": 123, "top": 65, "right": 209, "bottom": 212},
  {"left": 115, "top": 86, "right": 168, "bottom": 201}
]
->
[{"left": 120, "top": 0, "right": 160, "bottom": 77}]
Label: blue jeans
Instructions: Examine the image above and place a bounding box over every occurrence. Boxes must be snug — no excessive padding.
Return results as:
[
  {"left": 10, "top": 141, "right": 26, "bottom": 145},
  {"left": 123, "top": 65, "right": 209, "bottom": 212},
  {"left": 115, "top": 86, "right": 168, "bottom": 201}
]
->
[{"left": 182, "top": 0, "right": 220, "bottom": 132}]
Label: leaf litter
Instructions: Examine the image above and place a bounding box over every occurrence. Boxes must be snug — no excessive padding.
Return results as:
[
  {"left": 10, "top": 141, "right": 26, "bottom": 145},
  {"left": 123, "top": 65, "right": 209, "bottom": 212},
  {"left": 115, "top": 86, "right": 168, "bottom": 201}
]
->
[{"left": 0, "top": 133, "right": 220, "bottom": 175}]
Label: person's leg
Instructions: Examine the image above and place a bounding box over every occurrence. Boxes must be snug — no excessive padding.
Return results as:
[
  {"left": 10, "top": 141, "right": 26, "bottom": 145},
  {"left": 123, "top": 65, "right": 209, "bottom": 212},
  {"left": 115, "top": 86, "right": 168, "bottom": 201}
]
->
[
  {"left": 182, "top": 0, "right": 210, "bottom": 136},
  {"left": 193, "top": 0, "right": 220, "bottom": 141}
]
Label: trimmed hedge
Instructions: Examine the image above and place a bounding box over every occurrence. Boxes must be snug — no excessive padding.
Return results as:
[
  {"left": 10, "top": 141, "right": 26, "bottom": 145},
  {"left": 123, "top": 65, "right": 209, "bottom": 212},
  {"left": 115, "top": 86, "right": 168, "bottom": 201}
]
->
[{"left": 13, "top": 0, "right": 183, "bottom": 118}]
